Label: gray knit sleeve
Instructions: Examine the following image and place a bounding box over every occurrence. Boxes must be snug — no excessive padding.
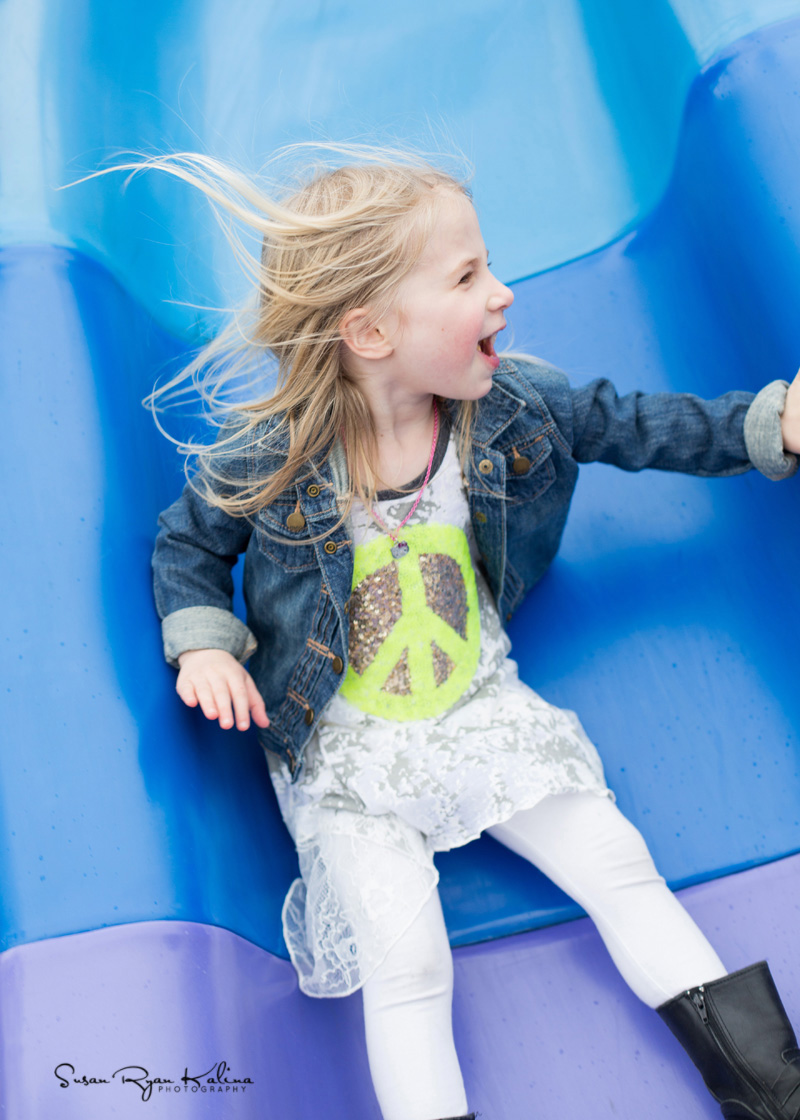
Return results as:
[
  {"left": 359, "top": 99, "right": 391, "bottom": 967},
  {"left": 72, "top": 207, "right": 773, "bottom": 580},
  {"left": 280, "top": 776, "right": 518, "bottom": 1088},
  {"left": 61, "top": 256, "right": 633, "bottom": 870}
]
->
[
  {"left": 161, "top": 606, "right": 258, "bottom": 669},
  {"left": 743, "top": 380, "right": 798, "bottom": 481}
]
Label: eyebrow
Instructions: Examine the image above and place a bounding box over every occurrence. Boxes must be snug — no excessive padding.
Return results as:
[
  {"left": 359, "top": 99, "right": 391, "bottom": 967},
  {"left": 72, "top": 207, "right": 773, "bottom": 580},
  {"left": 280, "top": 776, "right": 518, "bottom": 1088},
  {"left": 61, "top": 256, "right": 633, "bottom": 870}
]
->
[{"left": 450, "top": 249, "right": 490, "bottom": 276}]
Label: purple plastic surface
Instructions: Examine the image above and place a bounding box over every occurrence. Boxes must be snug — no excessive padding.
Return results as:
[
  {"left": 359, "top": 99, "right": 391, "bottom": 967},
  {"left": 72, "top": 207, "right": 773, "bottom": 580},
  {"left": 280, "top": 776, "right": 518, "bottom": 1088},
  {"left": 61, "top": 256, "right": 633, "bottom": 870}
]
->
[{"left": 3, "top": 852, "right": 799, "bottom": 1119}]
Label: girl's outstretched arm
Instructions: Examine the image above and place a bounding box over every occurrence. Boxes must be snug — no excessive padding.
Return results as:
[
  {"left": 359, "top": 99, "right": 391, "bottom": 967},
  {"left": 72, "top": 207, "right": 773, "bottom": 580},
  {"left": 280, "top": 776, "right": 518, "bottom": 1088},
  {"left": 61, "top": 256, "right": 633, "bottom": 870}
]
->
[{"left": 563, "top": 373, "right": 797, "bottom": 481}]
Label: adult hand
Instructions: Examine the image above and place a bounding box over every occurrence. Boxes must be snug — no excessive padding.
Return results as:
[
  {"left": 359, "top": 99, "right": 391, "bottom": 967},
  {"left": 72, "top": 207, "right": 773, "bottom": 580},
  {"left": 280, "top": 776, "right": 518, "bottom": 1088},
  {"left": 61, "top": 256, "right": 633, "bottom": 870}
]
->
[
  {"left": 176, "top": 648, "right": 270, "bottom": 731},
  {"left": 781, "top": 369, "right": 800, "bottom": 454}
]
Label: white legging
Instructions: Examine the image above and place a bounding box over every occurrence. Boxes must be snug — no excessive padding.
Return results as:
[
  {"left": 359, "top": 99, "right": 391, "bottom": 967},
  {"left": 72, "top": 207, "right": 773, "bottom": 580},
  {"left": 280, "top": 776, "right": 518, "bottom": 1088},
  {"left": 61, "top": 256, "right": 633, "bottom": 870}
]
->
[{"left": 361, "top": 792, "right": 727, "bottom": 1120}]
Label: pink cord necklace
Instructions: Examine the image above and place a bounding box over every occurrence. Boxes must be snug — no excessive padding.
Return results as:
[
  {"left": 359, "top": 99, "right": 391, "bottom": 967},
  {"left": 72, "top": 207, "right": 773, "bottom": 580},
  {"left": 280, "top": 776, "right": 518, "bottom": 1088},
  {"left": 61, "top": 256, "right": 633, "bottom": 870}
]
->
[{"left": 371, "top": 398, "right": 439, "bottom": 560}]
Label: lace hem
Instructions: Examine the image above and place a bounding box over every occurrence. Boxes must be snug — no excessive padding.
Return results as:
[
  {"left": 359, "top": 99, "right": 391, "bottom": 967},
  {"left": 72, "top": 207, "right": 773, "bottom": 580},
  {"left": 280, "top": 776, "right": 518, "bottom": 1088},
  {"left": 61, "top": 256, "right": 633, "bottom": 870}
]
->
[{"left": 282, "top": 808, "right": 439, "bottom": 998}]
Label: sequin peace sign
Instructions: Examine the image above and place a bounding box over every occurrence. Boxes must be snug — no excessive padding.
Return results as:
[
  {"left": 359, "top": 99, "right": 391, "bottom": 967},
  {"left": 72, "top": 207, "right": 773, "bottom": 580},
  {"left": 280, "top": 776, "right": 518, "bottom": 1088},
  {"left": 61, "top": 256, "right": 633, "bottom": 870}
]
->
[{"left": 339, "top": 523, "right": 481, "bottom": 721}]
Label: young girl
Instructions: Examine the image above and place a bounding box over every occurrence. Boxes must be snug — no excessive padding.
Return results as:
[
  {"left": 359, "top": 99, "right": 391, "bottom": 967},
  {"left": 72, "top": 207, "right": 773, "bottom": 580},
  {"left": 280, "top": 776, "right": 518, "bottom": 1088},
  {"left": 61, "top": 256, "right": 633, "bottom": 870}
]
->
[{"left": 148, "top": 148, "right": 800, "bottom": 1120}]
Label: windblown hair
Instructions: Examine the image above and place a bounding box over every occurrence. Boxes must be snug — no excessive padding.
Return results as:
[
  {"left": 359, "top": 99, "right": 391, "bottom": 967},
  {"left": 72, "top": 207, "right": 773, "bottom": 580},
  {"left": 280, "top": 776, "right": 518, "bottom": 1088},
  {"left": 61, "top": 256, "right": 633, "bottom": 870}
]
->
[{"left": 104, "top": 145, "right": 479, "bottom": 535}]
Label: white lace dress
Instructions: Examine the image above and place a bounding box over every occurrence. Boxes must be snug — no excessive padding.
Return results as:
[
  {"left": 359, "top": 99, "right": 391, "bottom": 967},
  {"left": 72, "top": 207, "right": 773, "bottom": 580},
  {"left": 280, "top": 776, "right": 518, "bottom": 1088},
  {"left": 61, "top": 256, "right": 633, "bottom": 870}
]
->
[{"left": 267, "top": 431, "right": 612, "bottom": 998}]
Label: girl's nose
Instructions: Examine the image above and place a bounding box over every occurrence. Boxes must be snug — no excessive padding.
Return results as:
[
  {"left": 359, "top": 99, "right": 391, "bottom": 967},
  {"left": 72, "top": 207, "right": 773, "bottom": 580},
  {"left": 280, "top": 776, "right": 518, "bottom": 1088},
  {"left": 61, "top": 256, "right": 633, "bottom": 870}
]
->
[{"left": 488, "top": 280, "right": 514, "bottom": 312}]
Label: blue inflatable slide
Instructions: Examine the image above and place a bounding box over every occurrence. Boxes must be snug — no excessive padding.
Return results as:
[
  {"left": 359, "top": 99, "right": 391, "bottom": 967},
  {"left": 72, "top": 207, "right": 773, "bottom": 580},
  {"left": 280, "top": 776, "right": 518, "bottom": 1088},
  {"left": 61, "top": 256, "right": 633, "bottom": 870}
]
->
[{"left": 2, "top": 2, "right": 800, "bottom": 1116}]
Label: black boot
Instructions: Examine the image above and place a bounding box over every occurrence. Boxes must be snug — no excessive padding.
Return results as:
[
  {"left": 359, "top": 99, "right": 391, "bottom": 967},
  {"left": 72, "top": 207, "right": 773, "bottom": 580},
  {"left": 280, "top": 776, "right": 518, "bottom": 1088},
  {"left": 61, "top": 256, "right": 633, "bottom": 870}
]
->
[{"left": 657, "top": 961, "right": 800, "bottom": 1119}]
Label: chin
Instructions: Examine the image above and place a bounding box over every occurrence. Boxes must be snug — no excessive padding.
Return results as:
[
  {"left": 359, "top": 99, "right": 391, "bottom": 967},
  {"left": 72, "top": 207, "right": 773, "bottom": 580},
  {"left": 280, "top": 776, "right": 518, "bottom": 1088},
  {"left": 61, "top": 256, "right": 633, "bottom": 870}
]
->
[
  {"left": 476, "top": 377, "right": 494, "bottom": 398},
  {"left": 448, "top": 373, "right": 495, "bottom": 402}
]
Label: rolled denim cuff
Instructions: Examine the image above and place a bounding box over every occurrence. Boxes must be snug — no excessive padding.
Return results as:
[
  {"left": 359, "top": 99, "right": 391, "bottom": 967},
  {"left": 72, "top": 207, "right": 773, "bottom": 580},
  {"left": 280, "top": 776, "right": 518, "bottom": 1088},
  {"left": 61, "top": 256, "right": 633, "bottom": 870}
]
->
[
  {"left": 161, "top": 606, "right": 258, "bottom": 668},
  {"left": 743, "top": 380, "right": 799, "bottom": 480}
]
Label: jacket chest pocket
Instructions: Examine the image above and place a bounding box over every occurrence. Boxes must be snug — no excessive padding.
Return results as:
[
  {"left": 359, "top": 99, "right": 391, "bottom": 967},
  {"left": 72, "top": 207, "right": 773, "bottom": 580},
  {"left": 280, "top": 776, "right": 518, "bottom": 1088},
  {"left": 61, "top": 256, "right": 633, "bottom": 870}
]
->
[
  {"left": 505, "top": 435, "right": 556, "bottom": 503},
  {"left": 255, "top": 502, "right": 320, "bottom": 572}
]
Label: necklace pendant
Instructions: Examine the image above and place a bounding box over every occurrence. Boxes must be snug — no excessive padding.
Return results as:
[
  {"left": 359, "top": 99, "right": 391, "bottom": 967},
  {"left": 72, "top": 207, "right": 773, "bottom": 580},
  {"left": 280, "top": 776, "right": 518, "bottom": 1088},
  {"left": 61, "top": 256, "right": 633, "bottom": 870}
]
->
[{"left": 391, "top": 540, "right": 410, "bottom": 559}]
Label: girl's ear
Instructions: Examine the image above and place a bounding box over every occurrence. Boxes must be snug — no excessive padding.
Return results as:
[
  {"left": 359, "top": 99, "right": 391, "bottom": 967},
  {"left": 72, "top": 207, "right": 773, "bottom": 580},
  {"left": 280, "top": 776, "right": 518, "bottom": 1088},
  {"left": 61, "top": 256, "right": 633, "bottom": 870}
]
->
[{"left": 339, "top": 308, "right": 395, "bottom": 361}]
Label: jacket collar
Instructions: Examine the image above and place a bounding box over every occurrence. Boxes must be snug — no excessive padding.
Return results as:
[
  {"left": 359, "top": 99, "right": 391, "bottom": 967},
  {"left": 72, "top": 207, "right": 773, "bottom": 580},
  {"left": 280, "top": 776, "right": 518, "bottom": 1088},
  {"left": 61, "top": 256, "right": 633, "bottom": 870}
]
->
[
  {"left": 462, "top": 360, "right": 528, "bottom": 448},
  {"left": 259, "top": 358, "right": 529, "bottom": 501}
]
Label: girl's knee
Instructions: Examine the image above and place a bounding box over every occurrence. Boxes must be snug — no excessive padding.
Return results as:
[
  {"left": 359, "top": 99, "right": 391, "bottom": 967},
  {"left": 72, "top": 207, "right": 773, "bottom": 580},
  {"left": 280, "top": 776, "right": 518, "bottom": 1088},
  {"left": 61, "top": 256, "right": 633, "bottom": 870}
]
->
[
  {"left": 491, "top": 792, "right": 666, "bottom": 896},
  {"left": 562, "top": 796, "right": 664, "bottom": 886},
  {"left": 365, "top": 896, "right": 454, "bottom": 1004},
  {"left": 380, "top": 927, "right": 452, "bottom": 990}
]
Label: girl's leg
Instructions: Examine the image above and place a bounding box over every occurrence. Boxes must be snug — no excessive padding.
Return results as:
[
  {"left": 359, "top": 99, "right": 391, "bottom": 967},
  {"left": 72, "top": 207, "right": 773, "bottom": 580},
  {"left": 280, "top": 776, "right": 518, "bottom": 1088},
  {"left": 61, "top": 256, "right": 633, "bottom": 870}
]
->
[
  {"left": 485, "top": 793, "right": 800, "bottom": 1118},
  {"left": 485, "top": 791, "right": 727, "bottom": 1007},
  {"left": 361, "top": 888, "right": 470, "bottom": 1120}
]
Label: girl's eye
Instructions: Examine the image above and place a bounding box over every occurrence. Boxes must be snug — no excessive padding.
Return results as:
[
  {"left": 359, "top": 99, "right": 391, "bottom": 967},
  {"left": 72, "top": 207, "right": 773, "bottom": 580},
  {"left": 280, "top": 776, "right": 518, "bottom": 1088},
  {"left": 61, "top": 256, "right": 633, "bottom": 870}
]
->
[{"left": 459, "top": 271, "right": 473, "bottom": 284}]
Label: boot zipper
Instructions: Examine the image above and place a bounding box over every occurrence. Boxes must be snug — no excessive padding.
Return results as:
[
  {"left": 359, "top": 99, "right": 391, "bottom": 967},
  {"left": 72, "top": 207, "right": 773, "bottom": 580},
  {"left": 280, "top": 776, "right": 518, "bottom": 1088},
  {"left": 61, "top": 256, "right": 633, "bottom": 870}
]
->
[
  {"left": 688, "top": 984, "right": 782, "bottom": 1120},
  {"left": 690, "top": 987, "right": 709, "bottom": 1024}
]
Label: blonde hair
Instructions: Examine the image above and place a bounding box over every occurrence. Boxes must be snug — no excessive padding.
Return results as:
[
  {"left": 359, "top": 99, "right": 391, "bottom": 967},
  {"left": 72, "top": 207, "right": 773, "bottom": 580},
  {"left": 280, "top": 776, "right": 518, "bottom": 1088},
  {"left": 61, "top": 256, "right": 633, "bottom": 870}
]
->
[{"left": 104, "top": 145, "right": 478, "bottom": 535}]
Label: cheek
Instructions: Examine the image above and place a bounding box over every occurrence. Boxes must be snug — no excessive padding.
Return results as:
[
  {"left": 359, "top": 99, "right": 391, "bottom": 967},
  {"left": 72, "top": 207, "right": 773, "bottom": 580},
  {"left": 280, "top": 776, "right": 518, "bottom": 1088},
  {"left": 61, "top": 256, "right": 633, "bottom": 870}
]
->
[
  {"left": 425, "top": 332, "right": 475, "bottom": 369},
  {"left": 454, "top": 334, "right": 480, "bottom": 364},
  {"left": 434, "top": 315, "right": 481, "bottom": 363}
]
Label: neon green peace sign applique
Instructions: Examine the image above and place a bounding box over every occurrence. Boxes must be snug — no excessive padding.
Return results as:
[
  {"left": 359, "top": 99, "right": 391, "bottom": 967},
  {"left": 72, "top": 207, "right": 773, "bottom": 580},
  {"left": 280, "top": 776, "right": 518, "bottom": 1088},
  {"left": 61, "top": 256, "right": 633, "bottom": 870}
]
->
[{"left": 339, "top": 523, "right": 480, "bottom": 721}]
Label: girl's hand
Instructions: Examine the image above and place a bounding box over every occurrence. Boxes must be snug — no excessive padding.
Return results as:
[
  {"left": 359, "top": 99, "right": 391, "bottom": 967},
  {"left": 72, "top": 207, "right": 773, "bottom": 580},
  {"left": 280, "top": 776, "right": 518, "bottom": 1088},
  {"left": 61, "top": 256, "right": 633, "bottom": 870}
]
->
[
  {"left": 176, "top": 648, "right": 270, "bottom": 731},
  {"left": 782, "top": 369, "right": 800, "bottom": 454}
]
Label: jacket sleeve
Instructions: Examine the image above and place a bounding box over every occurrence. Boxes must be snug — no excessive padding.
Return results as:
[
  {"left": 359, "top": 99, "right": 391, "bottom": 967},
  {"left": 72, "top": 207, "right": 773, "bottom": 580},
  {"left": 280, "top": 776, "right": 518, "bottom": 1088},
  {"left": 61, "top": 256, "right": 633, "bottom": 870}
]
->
[
  {"left": 152, "top": 425, "right": 259, "bottom": 668},
  {"left": 569, "top": 377, "right": 798, "bottom": 480}
]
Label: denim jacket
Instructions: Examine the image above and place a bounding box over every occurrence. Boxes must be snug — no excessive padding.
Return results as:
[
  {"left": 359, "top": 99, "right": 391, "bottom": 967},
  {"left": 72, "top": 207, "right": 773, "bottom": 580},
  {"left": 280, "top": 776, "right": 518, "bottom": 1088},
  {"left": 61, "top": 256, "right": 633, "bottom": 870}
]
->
[{"left": 152, "top": 356, "right": 796, "bottom": 782}]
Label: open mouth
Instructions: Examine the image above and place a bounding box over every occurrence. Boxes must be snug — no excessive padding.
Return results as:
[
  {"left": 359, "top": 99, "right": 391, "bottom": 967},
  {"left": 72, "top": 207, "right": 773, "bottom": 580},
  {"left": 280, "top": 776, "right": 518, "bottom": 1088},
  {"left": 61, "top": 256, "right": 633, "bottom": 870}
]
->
[
  {"left": 477, "top": 334, "right": 497, "bottom": 358},
  {"left": 477, "top": 332, "right": 501, "bottom": 369}
]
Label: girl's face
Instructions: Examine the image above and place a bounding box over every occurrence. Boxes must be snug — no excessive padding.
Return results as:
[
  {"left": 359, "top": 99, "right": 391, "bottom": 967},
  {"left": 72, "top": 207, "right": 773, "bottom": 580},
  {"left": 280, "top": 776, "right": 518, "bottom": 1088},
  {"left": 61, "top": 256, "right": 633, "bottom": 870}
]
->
[{"left": 386, "top": 190, "right": 514, "bottom": 401}]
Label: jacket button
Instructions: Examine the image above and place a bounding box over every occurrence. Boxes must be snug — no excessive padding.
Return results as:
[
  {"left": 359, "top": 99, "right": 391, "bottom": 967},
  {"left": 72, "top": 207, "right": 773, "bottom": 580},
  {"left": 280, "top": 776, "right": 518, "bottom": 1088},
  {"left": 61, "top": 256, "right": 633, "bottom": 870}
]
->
[
  {"left": 474, "top": 511, "right": 487, "bottom": 524},
  {"left": 286, "top": 510, "right": 306, "bottom": 530},
  {"left": 512, "top": 456, "right": 531, "bottom": 474},
  {"left": 324, "top": 540, "right": 337, "bottom": 554},
  {"left": 307, "top": 484, "right": 320, "bottom": 497},
  {"left": 478, "top": 459, "right": 493, "bottom": 474},
  {"left": 332, "top": 655, "right": 344, "bottom": 674},
  {"left": 304, "top": 708, "right": 314, "bottom": 725}
]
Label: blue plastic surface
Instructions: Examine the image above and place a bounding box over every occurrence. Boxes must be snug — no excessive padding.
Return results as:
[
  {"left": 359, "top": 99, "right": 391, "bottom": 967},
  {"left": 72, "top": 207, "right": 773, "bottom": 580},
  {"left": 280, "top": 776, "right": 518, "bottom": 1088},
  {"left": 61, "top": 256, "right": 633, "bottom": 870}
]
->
[
  {"left": 4, "top": 17, "right": 800, "bottom": 958},
  {"left": 3, "top": 1, "right": 800, "bottom": 335}
]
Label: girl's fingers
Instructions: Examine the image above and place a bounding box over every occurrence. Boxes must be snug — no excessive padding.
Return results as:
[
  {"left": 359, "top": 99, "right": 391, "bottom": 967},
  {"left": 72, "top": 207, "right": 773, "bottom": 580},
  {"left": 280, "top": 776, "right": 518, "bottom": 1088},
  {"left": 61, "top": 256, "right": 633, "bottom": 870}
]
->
[
  {"left": 781, "top": 369, "right": 800, "bottom": 453},
  {"left": 208, "top": 675, "right": 235, "bottom": 729},
  {"left": 176, "top": 677, "right": 198, "bottom": 707},
  {"left": 192, "top": 678, "right": 219, "bottom": 721},
  {"left": 245, "top": 673, "right": 270, "bottom": 728},
  {"left": 176, "top": 656, "right": 269, "bottom": 733},
  {"left": 228, "top": 673, "right": 252, "bottom": 731}
]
